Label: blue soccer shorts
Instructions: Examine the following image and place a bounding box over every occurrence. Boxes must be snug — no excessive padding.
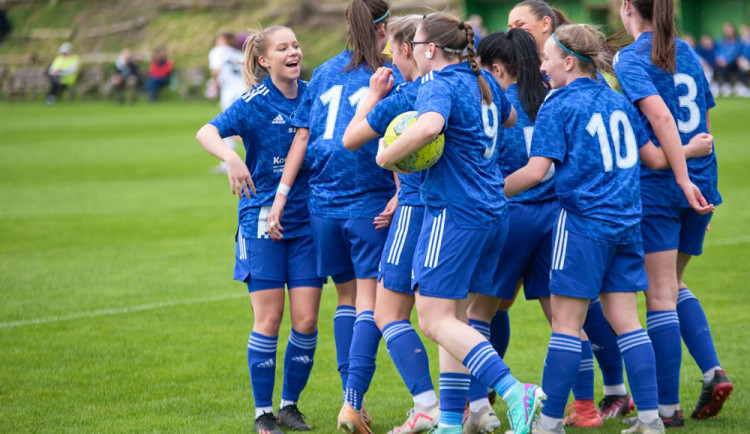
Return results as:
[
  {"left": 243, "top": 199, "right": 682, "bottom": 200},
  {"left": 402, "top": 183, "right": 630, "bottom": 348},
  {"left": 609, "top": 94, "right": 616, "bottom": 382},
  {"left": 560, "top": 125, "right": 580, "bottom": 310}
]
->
[
  {"left": 379, "top": 205, "right": 425, "bottom": 294},
  {"left": 641, "top": 205, "right": 713, "bottom": 256}
]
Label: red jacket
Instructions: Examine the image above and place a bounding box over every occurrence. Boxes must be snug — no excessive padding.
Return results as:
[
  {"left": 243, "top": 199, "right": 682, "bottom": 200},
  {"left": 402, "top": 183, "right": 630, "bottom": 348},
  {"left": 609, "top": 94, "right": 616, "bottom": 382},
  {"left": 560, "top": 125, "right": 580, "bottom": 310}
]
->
[{"left": 148, "top": 59, "right": 173, "bottom": 79}]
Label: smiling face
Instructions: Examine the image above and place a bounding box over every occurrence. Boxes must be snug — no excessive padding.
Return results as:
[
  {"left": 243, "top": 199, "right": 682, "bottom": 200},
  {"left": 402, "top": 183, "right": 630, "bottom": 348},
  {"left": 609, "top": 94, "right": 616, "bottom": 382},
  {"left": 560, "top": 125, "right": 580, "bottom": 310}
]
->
[
  {"left": 508, "top": 5, "right": 552, "bottom": 54},
  {"left": 540, "top": 36, "right": 569, "bottom": 89},
  {"left": 389, "top": 35, "right": 416, "bottom": 81},
  {"left": 411, "top": 26, "right": 433, "bottom": 76},
  {"left": 258, "top": 28, "right": 302, "bottom": 82}
]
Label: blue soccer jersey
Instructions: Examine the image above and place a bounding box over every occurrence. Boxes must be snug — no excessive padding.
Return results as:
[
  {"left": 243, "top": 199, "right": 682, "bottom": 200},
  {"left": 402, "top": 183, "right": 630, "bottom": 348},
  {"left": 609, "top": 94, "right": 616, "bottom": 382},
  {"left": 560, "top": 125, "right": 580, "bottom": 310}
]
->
[
  {"left": 496, "top": 83, "right": 555, "bottom": 203},
  {"left": 531, "top": 78, "right": 652, "bottom": 244},
  {"left": 614, "top": 32, "right": 721, "bottom": 207},
  {"left": 367, "top": 80, "right": 423, "bottom": 207},
  {"left": 210, "top": 77, "right": 311, "bottom": 239},
  {"left": 416, "top": 63, "right": 512, "bottom": 227},
  {"left": 292, "top": 50, "right": 400, "bottom": 218}
]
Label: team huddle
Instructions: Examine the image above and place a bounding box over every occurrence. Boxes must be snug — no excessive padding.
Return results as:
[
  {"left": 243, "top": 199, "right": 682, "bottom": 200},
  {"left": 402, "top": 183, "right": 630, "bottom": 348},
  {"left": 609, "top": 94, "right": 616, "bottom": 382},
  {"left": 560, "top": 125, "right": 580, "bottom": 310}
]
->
[{"left": 195, "top": 0, "right": 731, "bottom": 433}]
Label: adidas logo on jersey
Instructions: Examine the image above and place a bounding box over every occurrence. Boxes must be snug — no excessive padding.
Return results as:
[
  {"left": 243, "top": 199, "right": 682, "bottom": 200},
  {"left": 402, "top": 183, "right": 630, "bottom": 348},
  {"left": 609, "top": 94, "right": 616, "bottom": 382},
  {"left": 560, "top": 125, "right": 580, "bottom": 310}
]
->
[
  {"left": 256, "top": 358, "right": 275, "bottom": 368},
  {"left": 292, "top": 355, "right": 313, "bottom": 365},
  {"left": 272, "top": 114, "right": 286, "bottom": 125}
]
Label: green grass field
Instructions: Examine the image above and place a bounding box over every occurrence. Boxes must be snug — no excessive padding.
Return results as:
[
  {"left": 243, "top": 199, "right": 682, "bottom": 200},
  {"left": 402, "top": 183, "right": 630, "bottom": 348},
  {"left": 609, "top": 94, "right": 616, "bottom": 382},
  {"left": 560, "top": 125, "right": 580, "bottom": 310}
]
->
[{"left": 1, "top": 99, "right": 748, "bottom": 433}]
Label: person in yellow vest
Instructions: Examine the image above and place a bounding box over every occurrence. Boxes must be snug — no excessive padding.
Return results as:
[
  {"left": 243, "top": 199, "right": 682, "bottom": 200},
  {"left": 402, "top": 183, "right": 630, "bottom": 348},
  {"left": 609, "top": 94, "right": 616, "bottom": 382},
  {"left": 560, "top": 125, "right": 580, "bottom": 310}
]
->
[{"left": 46, "top": 42, "right": 80, "bottom": 105}]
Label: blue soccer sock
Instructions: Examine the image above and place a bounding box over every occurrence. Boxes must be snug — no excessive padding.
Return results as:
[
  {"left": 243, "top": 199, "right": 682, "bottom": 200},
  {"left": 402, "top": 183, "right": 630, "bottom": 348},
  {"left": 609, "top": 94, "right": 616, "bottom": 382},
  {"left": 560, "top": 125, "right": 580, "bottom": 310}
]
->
[
  {"left": 468, "top": 320, "right": 492, "bottom": 404},
  {"left": 617, "top": 329, "right": 658, "bottom": 411},
  {"left": 281, "top": 328, "right": 317, "bottom": 403},
  {"left": 247, "top": 331, "right": 278, "bottom": 409},
  {"left": 583, "top": 300, "right": 625, "bottom": 389},
  {"left": 540, "top": 333, "right": 581, "bottom": 419},
  {"left": 463, "top": 340, "right": 518, "bottom": 399},
  {"left": 647, "top": 311, "right": 681, "bottom": 405},
  {"left": 677, "top": 288, "right": 721, "bottom": 373},
  {"left": 572, "top": 340, "right": 595, "bottom": 400},
  {"left": 489, "top": 309, "right": 511, "bottom": 358},
  {"left": 382, "top": 320, "right": 434, "bottom": 398},
  {"left": 334, "top": 305, "right": 356, "bottom": 391},
  {"left": 344, "top": 311, "right": 381, "bottom": 410},
  {"left": 439, "top": 373, "right": 471, "bottom": 427}
]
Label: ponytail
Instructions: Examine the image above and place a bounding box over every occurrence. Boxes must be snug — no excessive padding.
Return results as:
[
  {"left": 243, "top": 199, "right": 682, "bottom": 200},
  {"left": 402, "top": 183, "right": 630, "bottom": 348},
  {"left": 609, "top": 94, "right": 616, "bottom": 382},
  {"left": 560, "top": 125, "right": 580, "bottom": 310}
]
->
[
  {"left": 630, "top": 0, "right": 676, "bottom": 72},
  {"left": 554, "top": 24, "right": 614, "bottom": 77},
  {"left": 242, "top": 26, "right": 289, "bottom": 88},
  {"left": 345, "top": 0, "right": 390, "bottom": 71},
  {"left": 463, "top": 21, "right": 493, "bottom": 104}
]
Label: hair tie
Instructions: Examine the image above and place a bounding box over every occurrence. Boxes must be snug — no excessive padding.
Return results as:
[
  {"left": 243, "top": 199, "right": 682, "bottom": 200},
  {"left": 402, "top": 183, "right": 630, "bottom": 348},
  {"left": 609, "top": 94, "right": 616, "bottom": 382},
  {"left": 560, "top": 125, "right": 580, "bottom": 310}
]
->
[
  {"left": 551, "top": 33, "right": 593, "bottom": 63},
  {"left": 459, "top": 22, "right": 465, "bottom": 31},
  {"left": 373, "top": 10, "right": 389, "bottom": 24},
  {"left": 474, "top": 69, "right": 481, "bottom": 77}
]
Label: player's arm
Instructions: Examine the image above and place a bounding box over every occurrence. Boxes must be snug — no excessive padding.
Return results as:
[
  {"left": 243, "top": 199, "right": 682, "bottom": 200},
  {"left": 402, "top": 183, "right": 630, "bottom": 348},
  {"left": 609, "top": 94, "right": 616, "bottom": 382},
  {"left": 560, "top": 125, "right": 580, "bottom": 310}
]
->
[
  {"left": 196, "top": 124, "right": 254, "bottom": 198},
  {"left": 637, "top": 95, "right": 713, "bottom": 214},
  {"left": 376, "top": 112, "right": 443, "bottom": 168},
  {"left": 503, "top": 157, "right": 553, "bottom": 198},
  {"left": 266, "top": 127, "right": 310, "bottom": 240},
  {"left": 502, "top": 106, "right": 517, "bottom": 128},
  {"left": 343, "top": 67, "right": 393, "bottom": 150}
]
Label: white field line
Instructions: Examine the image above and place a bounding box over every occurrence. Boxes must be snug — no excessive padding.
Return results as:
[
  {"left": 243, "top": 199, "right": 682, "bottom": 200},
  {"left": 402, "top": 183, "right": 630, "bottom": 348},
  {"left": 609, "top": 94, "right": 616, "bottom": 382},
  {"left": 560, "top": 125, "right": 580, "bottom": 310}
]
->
[
  {"left": 0, "top": 293, "right": 244, "bottom": 329},
  {"left": 705, "top": 235, "right": 750, "bottom": 247}
]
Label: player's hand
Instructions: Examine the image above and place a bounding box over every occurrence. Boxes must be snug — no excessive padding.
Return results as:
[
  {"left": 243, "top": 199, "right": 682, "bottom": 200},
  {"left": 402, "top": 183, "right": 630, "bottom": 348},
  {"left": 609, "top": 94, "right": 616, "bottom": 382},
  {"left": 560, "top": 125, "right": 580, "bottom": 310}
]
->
[
  {"left": 374, "top": 194, "right": 398, "bottom": 230},
  {"left": 679, "top": 181, "right": 714, "bottom": 216},
  {"left": 266, "top": 196, "right": 287, "bottom": 241},
  {"left": 684, "top": 133, "right": 713, "bottom": 159},
  {"left": 227, "top": 155, "right": 255, "bottom": 198},
  {"left": 368, "top": 67, "right": 394, "bottom": 100},
  {"left": 376, "top": 138, "right": 412, "bottom": 174}
]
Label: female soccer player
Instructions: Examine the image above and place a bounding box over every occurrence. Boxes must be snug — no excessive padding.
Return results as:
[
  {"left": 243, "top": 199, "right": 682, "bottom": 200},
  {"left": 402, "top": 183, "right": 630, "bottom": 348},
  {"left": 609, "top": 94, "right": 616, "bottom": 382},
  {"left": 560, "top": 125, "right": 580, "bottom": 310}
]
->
[
  {"left": 503, "top": 23, "right": 711, "bottom": 434},
  {"left": 376, "top": 13, "right": 548, "bottom": 434},
  {"left": 342, "top": 15, "right": 440, "bottom": 434},
  {"left": 615, "top": 0, "right": 730, "bottom": 426},
  {"left": 195, "top": 26, "right": 322, "bottom": 434},
  {"left": 265, "top": 1, "right": 399, "bottom": 432}
]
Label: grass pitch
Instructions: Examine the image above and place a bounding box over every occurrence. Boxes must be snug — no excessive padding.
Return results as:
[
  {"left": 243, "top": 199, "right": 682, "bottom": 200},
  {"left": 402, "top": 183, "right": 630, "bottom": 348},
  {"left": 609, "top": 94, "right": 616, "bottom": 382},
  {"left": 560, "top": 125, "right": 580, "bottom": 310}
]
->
[{"left": 1, "top": 99, "right": 748, "bottom": 433}]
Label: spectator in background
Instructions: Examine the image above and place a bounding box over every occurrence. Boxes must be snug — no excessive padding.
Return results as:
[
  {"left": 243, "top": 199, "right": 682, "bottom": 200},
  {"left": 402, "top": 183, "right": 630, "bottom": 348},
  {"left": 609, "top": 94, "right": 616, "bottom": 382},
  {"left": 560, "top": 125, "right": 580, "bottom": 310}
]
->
[
  {"left": 0, "top": 0, "right": 11, "bottom": 46},
  {"left": 469, "top": 14, "right": 486, "bottom": 49},
  {"left": 143, "top": 46, "right": 173, "bottom": 102},
  {"left": 46, "top": 42, "right": 80, "bottom": 105},
  {"left": 714, "top": 21, "right": 745, "bottom": 96},
  {"left": 207, "top": 30, "right": 247, "bottom": 173},
  {"left": 107, "top": 49, "right": 140, "bottom": 103},
  {"left": 696, "top": 34, "right": 719, "bottom": 96},
  {"left": 738, "top": 23, "right": 750, "bottom": 83}
]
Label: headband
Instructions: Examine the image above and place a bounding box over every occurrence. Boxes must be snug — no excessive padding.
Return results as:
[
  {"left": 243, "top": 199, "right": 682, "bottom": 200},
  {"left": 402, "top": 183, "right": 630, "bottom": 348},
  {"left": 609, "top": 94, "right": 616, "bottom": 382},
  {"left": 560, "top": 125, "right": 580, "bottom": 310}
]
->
[
  {"left": 551, "top": 33, "right": 593, "bottom": 63},
  {"left": 373, "top": 10, "right": 389, "bottom": 24}
]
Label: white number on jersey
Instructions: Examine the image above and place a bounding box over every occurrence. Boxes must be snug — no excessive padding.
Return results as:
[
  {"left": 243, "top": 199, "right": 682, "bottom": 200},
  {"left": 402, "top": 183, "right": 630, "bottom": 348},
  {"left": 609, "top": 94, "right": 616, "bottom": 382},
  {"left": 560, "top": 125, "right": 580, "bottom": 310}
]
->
[
  {"left": 586, "top": 111, "right": 638, "bottom": 172},
  {"left": 523, "top": 126, "right": 555, "bottom": 182},
  {"left": 674, "top": 73, "right": 700, "bottom": 134},
  {"left": 320, "top": 85, "right": 369, "bottom": 140},
  {"left": 482, "top": 102, "right": 499, "bottom": 158}
]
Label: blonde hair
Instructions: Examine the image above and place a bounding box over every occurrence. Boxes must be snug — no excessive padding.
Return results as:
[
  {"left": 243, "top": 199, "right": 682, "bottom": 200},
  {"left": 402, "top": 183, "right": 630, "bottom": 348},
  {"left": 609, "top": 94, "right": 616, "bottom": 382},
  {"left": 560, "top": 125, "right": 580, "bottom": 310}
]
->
[
  {"left": 420, "top": 13, "right": 492, "bottom": 104},
  {"left": 553, "top": 23, "right": 613, "bottom": 77},
  {"left": 242, "top": 26, "right": 291, "bottom": 88},
  {"left": 387, "top": 14, "right": 421, "bottom": 46}
]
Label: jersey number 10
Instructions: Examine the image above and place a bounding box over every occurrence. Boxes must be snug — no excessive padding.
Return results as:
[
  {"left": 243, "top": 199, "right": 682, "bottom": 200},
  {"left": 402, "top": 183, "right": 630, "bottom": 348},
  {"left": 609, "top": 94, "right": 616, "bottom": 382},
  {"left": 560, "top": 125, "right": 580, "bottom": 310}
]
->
[{"left": 586, "top": 111, "right": 638, "bottom": 172}]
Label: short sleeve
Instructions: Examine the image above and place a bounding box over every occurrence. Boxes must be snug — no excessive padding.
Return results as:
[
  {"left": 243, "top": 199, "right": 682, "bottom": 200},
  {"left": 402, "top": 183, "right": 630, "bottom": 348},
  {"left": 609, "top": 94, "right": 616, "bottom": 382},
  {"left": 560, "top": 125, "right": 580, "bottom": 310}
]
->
[
  {"left": 614, "top": 50, "right": 659, "bottom": 103},
  {"left": 209, "top": 98, "right": 245, "bottom": 138},
  {"left": 291, "top": 83, "right": 313, "bottom": 128},
  {"left": 367, "top": 92, "right": 406, "bottom": 135},
  {"left": 416, "top": 73, "right": 451, "bottom": 124},
  {"left": 529, "top": 97, "right": 566, "bottom": 163}
]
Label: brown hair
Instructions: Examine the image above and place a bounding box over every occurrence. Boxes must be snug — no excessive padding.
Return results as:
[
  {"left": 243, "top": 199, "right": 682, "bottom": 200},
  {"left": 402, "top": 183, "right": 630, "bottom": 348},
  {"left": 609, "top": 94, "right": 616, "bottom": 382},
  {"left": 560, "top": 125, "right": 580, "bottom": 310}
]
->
[
  {"left": 387, "top": 14, "right": 420, "bottom": 46},
  {"left": 345, "top": 0, "right": 391, "bottom": 71},
  {"left": 515, "top": 0, "right": 569, "bottom": 31},
  {"left": 218, "top": 30, "right": 237, "bottom": 47},
  {"left": 242, "top": 26, "right": 290, "bottom": 88},
  {"left": 553, "top": 24, "right": 614, "bottom": 76},
  {"left": 420, "top": 13, "right": 493, "bottom": 104},
  {"left": 629, "top": 0, "right": 676, "bottom": 72}
]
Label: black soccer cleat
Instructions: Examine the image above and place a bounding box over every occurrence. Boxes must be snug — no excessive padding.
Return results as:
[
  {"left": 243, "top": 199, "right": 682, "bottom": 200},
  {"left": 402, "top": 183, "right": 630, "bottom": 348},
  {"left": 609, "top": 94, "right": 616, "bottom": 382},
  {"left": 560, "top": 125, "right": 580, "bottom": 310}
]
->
[
  {"left": 254, "top": 412, "right": 284, "bottom": 434},
  {"left": 278, "top": 404, "right": 312, "bottom": 431},
  {"left": 598, "top": 393, "right": 634, "bottom": 419},
  {"left": 691, "top": 369, "right": 734, "bottom": 419},
  {"left": 661, "top": 409, "right": 685, "bottom": 429}
]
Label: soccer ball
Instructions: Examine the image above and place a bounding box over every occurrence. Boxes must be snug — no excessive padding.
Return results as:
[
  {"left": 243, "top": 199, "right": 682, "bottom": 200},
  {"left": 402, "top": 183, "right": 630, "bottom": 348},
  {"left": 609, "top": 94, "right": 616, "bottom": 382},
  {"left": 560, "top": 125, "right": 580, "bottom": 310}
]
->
[{"left": 383, "top": 111, "right": 444, "bottom": 172}]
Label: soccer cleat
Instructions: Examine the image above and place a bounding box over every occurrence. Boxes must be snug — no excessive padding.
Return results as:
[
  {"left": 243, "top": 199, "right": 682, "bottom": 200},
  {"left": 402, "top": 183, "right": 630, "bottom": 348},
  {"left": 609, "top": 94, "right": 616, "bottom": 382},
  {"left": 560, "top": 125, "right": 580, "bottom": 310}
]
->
[
  {"left": 463, "top": 403, "right": 502, "bottom": 434},
  {"left": 488, "top": 390, "right": 497, "bottom": 406},
  {"left": 660, "top": 409, "right": 684, "bottom": 429},
  {"left": 530, "top": 418, "right": 565, "bottom": 434},
  {"left": 505, "top": 383, "right": 546, "bottom": 434},
  {"left": 387, "top": 402, "right": 440, "bottom": 434},
  {"left": 361, "top": 403, "right": 372, "bottom": 427},
  {"left": 254, "top": 412, "right": 284, "bottom": 434},
  {"left": 599, "top": 394, "right": 635, "bottom": 419},
  {"left": 563, "top": 400, "right": 603, "bottom": 427},
  {"left": 620, "top": 417, "right": 665, "bottom": 433},
  {"left": 338, "top": 402, "right": 373, "bottom": 434},
  {"left": 430, "top": 424, "right": 463, "bottom": 434},
  {"left": 278, "top": 404, "right": 312, "bottom": 431},
  {"left": 691, "top": 369, "right": 733, "bottom": 419}
]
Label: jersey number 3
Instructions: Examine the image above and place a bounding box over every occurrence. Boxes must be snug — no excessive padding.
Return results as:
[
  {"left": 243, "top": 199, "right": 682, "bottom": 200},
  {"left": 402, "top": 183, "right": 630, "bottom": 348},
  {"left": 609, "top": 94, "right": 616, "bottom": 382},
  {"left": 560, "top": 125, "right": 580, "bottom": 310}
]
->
[{"left": 586, "top": 111, "right": 638, "bottom": 172}]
